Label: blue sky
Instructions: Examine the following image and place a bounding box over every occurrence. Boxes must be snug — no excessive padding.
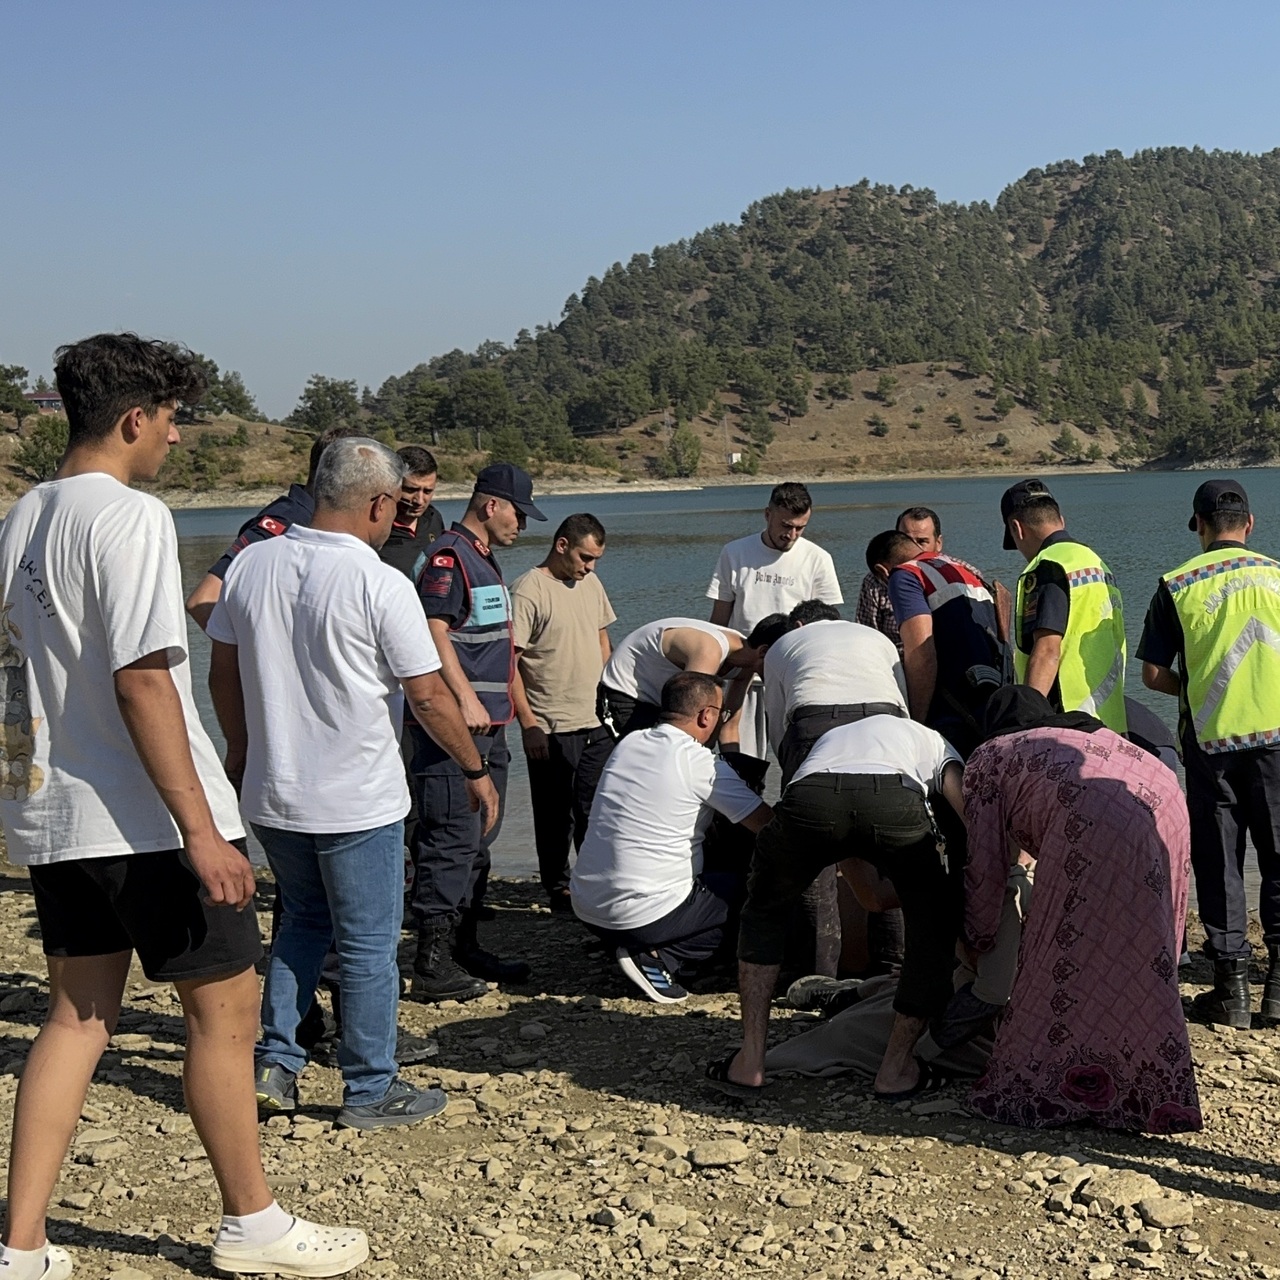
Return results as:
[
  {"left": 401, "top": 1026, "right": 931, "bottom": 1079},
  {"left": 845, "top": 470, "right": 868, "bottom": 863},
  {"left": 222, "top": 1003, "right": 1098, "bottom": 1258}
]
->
[{"left": 5, "top": 1, "right": 1280, "bottom": 417}]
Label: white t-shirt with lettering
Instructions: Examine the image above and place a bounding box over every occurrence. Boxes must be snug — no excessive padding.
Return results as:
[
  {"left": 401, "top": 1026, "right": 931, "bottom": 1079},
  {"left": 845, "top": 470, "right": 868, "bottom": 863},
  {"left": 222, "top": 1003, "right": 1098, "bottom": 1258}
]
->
[
  {"left": 571, "top": 724, "right": 763, "bottom": 930},
  {"left": 0, "top": 474, "right": 243, "bottom": 864},
  {"left": 706, "top": 533, "right": 843, "bottom": 633},
  {"left": 208, "top": 525, "right": 442, "bottom": 834}
]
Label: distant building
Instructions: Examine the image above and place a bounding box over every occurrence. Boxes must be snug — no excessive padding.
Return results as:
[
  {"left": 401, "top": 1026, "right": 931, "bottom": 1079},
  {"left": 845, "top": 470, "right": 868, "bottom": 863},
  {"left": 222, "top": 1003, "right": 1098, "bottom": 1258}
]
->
[
  {"left": 24, "top": 391, "right": 63, "bottom": 414},
  {"left": 727, "top": 451, "right": 743, "bottom": 466}
]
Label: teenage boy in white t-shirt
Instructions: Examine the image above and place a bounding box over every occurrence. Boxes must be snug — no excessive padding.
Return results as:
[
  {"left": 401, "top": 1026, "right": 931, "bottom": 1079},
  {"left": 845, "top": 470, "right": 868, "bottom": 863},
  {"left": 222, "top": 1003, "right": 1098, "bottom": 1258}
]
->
[
  {"left": 0, "top": 334, "right": 366, "bottom": 1280},
  {"left": 706, "top": 482, "right": 844, "bottom": 758}
]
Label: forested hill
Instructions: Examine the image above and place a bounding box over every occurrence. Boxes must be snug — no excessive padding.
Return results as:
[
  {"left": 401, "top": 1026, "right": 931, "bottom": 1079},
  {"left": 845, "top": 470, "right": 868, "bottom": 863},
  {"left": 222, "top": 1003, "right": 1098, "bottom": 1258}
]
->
[{"left": 359, "top": 146, "right": 1280, "bottom": 471}]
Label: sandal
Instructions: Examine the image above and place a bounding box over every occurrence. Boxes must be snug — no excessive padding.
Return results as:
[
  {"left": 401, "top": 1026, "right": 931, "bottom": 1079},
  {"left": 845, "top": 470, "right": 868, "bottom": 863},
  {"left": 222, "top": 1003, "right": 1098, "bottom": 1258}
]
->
[
  {"left": 874, "top": 1057, "right": 952, "bottom": 1103},
  {"left": 212, "top": 1217, "right": 369, "bottom": 1278},
  {"left": 705, "top": 1052, "right": 768, "bottom": 1099}
]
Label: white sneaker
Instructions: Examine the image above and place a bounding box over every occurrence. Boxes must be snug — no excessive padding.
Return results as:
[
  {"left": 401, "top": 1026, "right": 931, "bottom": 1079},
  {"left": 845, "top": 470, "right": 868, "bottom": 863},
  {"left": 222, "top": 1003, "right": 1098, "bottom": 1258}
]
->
[{"left": 211, "top": 1218, "right": 368, "bottom": 1278}]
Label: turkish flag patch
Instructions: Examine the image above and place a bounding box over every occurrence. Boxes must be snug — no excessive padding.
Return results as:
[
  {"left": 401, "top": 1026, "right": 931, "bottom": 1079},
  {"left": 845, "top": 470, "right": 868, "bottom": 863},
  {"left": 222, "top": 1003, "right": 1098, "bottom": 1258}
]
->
[
  {"left": 431, "top": 553, "right": 455, "bottom": 568},
  {"left": 258, "top": 517, "right": 287, "bottom": 536}
]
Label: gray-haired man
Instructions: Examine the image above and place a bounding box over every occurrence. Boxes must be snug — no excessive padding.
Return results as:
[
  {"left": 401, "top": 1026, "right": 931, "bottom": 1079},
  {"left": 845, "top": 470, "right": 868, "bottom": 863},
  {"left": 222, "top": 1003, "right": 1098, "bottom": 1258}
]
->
[{"left": 209, "top": 438, "right": 499, "bottom": 1128}]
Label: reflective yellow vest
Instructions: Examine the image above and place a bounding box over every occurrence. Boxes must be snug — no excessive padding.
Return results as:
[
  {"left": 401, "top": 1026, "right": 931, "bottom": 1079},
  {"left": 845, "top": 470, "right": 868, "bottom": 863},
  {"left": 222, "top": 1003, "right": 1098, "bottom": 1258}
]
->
[
  {"left": 1015, "top": 540, "right": 1128, "bottom": 733},
  {"left": 1164, "top": 548, "right": 1280, "bottom": 754}
]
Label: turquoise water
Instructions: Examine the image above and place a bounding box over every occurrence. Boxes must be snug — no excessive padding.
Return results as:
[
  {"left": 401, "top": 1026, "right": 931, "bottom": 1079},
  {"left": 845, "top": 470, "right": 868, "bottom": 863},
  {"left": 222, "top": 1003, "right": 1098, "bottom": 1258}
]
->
[{"left": 176, "top": 469, "right": 1278, "bottom": 879}]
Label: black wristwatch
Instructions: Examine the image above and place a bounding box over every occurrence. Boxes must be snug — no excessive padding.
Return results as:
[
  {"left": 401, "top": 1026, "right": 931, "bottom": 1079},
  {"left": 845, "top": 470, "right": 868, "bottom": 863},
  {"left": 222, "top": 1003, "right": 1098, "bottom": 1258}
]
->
[{"left": 461, "top": 762, "right": 490, "bottom": 781}]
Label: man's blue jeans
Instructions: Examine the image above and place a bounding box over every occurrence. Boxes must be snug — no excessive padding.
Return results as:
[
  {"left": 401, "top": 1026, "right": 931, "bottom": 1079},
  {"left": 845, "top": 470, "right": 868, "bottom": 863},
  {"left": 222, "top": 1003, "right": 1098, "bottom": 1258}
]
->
[{"left": 253, "top": 821, "right": 403, "bottom": 1106}]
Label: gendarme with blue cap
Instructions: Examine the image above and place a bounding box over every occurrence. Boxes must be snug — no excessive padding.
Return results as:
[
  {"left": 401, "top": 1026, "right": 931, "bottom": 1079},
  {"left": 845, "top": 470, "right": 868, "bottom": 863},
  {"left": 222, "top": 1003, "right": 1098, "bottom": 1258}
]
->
[{"left": 473, "top": 463, "right": 547, "bottom": 522}]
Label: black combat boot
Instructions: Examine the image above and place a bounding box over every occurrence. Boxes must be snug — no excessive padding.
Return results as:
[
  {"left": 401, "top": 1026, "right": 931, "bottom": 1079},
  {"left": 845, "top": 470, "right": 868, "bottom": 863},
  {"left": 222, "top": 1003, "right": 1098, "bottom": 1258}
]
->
[
  {"left": 1261, "top": 945, "right": 1280, "bottom": 1024},
  {"left": 410, "top": 920, "right": 488, "bottom": 1002},
  {"left": 454, "top": 913, "right": 531, "bottom": 984},
  {"left": 1192, "top": 956, "right": 1252, "bottom": 1029}
]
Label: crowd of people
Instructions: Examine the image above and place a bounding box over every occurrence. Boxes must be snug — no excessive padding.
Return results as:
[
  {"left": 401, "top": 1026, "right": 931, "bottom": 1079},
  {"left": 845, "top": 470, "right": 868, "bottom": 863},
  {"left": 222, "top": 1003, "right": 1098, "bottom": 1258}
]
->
[{"left": 2, "top": 332, "right": 1278, "bottom": 1275}]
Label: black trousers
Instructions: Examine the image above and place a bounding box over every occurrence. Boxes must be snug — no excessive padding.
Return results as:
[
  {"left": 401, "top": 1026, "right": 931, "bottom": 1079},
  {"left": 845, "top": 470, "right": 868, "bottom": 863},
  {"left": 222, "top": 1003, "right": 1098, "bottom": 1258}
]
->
[
  {"left": 526, "top": 726, "right": 614, "bottom": 896},
  {"left": 1185, "top": 738, "right": 1280, "bottom": 959},
  {"left": 739, "top": 773, "right": 959, "bottom": 1018},
  {"left": 777, "top": 703, "right": 909, "bottom": 978},
  {"left": 584, "top": 880, "right": 730, "bottom": 976},
  {"left": 406, "top": 724, "right": 510, "bottom": 927}
]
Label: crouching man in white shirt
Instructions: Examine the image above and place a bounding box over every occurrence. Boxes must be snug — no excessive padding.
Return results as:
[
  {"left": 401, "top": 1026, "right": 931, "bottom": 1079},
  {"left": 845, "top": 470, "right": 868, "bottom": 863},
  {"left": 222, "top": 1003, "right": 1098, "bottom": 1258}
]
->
[{"left": 570, "top": 673, "right": 772, "bottom": 1003}]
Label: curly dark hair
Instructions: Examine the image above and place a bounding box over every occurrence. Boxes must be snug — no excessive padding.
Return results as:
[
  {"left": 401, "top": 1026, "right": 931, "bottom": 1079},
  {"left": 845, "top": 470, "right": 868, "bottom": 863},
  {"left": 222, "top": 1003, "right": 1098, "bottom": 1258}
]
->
[{"left": 54, "top": 334, "right": 208, "bottom": 446}]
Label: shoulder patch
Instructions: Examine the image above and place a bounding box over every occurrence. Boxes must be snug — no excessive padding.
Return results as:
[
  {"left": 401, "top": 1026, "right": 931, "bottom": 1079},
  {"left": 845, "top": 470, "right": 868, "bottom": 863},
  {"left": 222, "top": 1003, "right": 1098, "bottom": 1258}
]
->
[
  {"left": 430, "top": 552, "right": 455, "bottom": 568},
  {"left": 258, "top": 516, "right": 287, "bottom": 536}
]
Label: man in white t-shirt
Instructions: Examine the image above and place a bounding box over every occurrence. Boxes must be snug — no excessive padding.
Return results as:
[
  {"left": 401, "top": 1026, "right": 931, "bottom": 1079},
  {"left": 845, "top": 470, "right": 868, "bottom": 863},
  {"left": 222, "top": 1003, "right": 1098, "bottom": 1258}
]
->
[
  {"left": 208, "top": 439, "right": 498, "bottom": 1131},
  {"left": 598, "top": 616, "right": 773, "bottom": 737},
  {"left": 764, "top": 602, "right": 909, "bottom": 783},
  {"left": 571, "top": 673, "right": 771, "bottom": 1003},
  {"left": 712, "top": 715, "right": 965, "bottom": 1103},
  {"left": 707, "top": 482, "right": 844, "bottom": 757},
  {"left": 0, "top": 334, "right": 366, "bottom": 1280}
]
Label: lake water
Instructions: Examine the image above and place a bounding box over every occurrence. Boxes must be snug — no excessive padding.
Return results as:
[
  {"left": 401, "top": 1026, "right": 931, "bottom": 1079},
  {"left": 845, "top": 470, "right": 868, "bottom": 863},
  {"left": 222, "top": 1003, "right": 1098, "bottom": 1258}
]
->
[{"left": 175, "top": 469, "right": 1271, "bottom": 888}]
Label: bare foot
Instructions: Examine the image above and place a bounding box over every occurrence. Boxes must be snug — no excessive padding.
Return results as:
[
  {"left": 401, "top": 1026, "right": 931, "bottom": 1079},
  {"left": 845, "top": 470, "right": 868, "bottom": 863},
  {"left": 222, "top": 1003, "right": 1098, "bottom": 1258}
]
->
[
  {"left": 726, "top": 1048, "right": 765, "bottom": 1088},
  {"left": 873, "top": 1057, "right": 920, "bottom": 1097}
]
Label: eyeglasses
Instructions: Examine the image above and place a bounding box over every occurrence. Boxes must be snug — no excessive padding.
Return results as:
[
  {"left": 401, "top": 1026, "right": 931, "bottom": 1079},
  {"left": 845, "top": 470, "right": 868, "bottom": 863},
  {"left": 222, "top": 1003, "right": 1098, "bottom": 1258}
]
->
[
  {"left": 706, "top": 704, "right": 733, "bottom": 724},
  {"left": 371, "top": 491, "right": 397, "bottom": 507}
]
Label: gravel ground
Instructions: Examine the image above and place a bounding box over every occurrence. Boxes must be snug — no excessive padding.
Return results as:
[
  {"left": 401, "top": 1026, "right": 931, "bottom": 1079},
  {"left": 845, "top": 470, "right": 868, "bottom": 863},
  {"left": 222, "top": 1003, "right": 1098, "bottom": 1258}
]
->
[{"left": 0, "top": 869, "right": 1277, "bottom": 1280}]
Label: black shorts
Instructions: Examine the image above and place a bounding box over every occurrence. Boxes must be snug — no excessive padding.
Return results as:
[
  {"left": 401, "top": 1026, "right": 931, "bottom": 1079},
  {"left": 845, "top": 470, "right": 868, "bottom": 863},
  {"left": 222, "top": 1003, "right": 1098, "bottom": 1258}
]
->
[{"left": 29, "top": 842, "right": 264, "bottom": 983}]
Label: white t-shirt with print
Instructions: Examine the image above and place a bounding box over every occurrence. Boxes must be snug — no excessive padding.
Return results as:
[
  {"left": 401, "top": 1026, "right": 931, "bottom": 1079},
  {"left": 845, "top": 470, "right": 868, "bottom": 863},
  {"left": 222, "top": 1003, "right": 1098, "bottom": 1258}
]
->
[
  {"left": 706, "top": 533, "right": 843, "bottom": 633},
  {"left": 0, "top": 474, "right": 244, "bottom": 864},
  {"left": 571, "top": 724, "right": 762, "bottom": 930},
  {"left": 207, "top": 525, "right": 442, "bottom": 834}
]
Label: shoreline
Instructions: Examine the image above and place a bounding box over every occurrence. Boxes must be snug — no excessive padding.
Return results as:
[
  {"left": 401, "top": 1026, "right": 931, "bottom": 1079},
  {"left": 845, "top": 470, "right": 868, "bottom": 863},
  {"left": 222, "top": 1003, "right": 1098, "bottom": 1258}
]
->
[{"left": 148, "top": 463, "right": 1128, "bottom": 513}]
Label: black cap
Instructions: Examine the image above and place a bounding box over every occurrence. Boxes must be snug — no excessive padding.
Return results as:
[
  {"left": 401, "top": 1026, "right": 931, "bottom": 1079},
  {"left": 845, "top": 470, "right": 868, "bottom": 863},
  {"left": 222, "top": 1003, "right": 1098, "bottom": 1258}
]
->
[
  {"left": 473, "top": 462, "right": 547, "bottom": 521},
  {"left": 1000, "top": 478, "right": 1055, "bottom": 551},
  {"left": 1189, "top": 478, "right": 1250, "bottom": 531}
]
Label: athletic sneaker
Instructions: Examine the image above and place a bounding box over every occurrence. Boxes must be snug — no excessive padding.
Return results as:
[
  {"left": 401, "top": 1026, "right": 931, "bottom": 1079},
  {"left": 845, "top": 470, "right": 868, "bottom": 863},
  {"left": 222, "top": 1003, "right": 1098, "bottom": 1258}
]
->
[
  {"left": 785, "top": 974, "right": 864, "bottom": 1015},
  {"left": 335, "top": 1077, "right": 448, "bottom": 1130},
  {"left": 616, "top": 948, "right": 688, "bottom": 1004},
  {"left": 255, "top": 1062, "right": 299, "bottom": 1115}
]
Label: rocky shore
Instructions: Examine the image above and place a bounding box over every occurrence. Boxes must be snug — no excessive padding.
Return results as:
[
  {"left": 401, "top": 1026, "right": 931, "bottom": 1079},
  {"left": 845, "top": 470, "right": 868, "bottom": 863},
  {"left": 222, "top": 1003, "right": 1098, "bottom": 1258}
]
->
[{"left": 0, "top": 871, "right": 1276, "bottom": 1280}]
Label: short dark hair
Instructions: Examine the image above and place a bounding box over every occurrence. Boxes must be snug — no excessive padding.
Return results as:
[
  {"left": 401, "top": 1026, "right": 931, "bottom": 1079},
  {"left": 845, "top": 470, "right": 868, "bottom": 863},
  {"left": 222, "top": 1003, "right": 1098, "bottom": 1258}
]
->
[
  {"left": 789, "top": 600, "right": 841, "bottom": 625},
  {"left": 1009, "top": 495, "right": 1062, "bottom": 529},
  {"left": 865, "top": 529, "right": 916, "bottom": 571},
  {"left": 767, "top": 482, "right": 812, "bottom": 516},
  {"left": 1203, "top": 509, "right": 1250, "bottom": 537},
  {"left": 897, "top": 506, "right": 940, "bottom": 537},
  {"left": 661, "top": 671, "right": 722, "bottom": 719},
  {"left": 54, "top": 333, "right": 207, "bottom": 447},
  {"left": 747, "top": 612, "right": 790, "bottom": 650},
  {"left": 554, "top": 513, "right": 606, "bottom": 547},
  {"left": 397, "top": 445, "right": 438, "bottom": 477},
  {"left": 308, "top": 424, "right": 363, "bottom": 486}
]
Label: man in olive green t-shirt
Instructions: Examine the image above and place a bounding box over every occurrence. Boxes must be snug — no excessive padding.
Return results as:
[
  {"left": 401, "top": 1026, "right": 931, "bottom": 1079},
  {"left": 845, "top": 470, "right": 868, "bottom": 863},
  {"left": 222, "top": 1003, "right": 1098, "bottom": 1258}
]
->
[{"left": 511, "top": 514, "right": 617, "bottom": 911}]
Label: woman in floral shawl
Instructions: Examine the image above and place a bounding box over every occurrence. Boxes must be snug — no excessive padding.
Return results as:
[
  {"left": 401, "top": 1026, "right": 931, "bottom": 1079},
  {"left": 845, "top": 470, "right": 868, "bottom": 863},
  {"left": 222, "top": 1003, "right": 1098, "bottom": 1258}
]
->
[{"left": 961, "top": 687, "right": 1201, "bottom": 1133}]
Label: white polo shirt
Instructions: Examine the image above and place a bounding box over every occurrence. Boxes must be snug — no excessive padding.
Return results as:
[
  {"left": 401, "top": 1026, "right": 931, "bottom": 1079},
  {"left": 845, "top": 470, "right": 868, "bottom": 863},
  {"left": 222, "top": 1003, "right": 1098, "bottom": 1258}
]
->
[
  {"left": 208, "top": 524, "right": 442, "bottom": 833},
  {"left": 763, "top": 620, "right": 907, "bottom": 755},
  {"left": 571, "top": 724, "right": 762, "bottom": 930}
]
